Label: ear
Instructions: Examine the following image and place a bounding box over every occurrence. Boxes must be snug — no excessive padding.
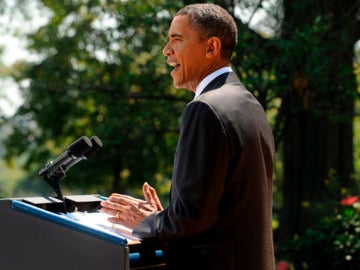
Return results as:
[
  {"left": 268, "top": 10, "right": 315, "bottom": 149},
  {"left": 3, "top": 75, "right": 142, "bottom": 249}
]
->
[{"left": 205, "top": 37, "right": 222, "bottom": 58}]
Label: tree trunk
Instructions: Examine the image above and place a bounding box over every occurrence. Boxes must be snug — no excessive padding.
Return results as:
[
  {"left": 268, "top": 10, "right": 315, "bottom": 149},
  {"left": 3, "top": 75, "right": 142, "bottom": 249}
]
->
[{"left": 277, "top": 0, "right": 359, "bottom": 246}]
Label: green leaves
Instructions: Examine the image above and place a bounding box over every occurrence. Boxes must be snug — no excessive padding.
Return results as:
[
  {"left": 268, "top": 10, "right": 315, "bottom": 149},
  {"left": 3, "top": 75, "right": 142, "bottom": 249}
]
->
[{"left": 3, "top": 0, "right": 187, "bottom": 196}]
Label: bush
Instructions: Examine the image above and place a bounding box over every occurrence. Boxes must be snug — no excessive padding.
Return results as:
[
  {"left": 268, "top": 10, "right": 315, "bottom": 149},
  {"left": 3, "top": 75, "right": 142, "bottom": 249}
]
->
[{"left": 278, "top": 196, "right": 360, "bottom": 270}]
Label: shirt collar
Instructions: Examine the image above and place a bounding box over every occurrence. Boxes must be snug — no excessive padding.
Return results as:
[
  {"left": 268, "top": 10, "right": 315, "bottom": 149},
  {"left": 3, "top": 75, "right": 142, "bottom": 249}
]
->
[{"left": 194, "top": 66, "right": 232, "bottom": 99}]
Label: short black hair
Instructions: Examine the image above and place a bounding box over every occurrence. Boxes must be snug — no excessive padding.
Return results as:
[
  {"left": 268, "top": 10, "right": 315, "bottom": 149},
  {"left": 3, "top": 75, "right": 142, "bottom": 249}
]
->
[{"left": 176, "top": 3, "right": 238, "bottom": 60}]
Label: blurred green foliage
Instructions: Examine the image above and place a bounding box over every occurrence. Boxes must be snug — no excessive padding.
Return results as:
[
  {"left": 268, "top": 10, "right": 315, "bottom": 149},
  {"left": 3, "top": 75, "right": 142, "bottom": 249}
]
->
[
  {"left": 278, "top": 199, "right": 360, "bottom": 269},
  {"left": 0, "top": 0, "right": 359, "bottom": 258},
  {"left": 2, "top": 0, "right": 190, "bottom": 201}
]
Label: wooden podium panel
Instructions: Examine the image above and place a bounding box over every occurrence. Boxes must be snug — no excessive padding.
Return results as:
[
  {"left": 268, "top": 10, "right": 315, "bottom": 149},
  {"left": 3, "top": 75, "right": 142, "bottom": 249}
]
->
[{"left": 0, "top": 195, "right": 165, "bottom": 270}]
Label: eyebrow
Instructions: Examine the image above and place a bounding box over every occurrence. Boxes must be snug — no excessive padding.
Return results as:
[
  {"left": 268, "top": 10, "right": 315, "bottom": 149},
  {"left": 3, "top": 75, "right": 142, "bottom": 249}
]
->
[{"left": 169, "top": 33, "right": 182, "bottom": 39}]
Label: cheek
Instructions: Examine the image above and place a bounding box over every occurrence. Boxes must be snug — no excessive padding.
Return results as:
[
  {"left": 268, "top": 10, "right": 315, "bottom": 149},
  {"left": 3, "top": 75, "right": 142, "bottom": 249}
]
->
[{"left": 182, "top": 55, "right": 201, "bottom": 77}]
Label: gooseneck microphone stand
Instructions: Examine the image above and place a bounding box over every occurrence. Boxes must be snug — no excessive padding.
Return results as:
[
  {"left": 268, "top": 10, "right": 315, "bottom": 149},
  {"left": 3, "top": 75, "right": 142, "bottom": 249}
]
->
[{"left": 40, "top": 166, "right": 68, "bottom": 213}]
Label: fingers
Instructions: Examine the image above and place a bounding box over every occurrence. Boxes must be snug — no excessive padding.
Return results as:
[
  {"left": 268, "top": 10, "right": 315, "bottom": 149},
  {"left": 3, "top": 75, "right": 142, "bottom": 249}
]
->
[
  {"left": 100, "top": 183, "right": 163, "bottom": 230},
  {"left": 143, "top": 182, "right": 152, "bottom": 203},
  {"left": 107, "top": 211, "right": 138, "bottom": 229},
  {"left": 142, "top": 182, "right": 164, "bottom": 211},
  {"left": 100, "top": 192, "right": 152, "bottom": 230},
  {"left": 149, "top": 186, "right": 164, "bottom": 211},
  {"left": 108, "top": 193, "right": 145, "bottom": 204},
  {"left": 100, "top": 199, "right": 137, "bottom": 229},
  {"left": 100, "top": 200, "right": 128, "bottom": 218}
]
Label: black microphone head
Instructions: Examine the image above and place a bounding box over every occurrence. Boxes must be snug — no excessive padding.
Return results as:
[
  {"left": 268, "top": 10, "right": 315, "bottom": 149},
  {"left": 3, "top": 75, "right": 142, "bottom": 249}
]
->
[
  {"left": 67, "top": 136, "right": 93, "bottom": 157},
  {"left": 91, "top": 135, "right": 103, "bottom": 148},
  {"left": 83, "top": 136, "right": 103, "bottom": 158}
]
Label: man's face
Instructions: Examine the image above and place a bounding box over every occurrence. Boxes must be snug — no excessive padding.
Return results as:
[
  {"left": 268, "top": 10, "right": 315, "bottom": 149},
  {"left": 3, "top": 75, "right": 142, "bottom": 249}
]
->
[{"left": 163, "top": 15, "right": 210, "bottom": 92}]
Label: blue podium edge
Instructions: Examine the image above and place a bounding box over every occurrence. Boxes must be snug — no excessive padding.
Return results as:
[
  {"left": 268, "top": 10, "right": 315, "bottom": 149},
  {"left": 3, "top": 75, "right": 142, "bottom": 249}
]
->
[{"left": 11, "top": 199, "right": 128, "bottom": 247}]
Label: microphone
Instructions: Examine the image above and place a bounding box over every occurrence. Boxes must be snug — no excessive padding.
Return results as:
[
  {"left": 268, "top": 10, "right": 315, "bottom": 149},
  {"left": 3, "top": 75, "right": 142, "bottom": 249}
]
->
[
  {"left": 38, "top": 136, "right": 93, "bottom": 179},
  {"left": 61, "top": 135, "right": 103, "bottom": 171},
  {"left": 38, "top": 135, "right": 103, "bottom": 213}
]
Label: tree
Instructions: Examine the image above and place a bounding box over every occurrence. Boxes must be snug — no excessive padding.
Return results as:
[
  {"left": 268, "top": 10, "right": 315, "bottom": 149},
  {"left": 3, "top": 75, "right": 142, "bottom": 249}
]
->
[
  {"left": 3, "top": 0, "right": 189, "bottom": 199},
  {"left": 275, "top": 0, "right": 360, "bottom": 245}
]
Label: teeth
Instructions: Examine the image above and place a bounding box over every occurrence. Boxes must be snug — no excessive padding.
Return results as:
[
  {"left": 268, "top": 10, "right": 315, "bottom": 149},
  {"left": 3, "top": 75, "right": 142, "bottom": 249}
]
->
[{"left": 168, "top": 62, "right": 180, "bottom": 67}]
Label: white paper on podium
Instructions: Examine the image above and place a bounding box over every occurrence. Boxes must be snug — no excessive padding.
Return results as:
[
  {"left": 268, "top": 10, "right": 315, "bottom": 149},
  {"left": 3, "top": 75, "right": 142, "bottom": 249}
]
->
[{"left": 63, "top": 210, "right": 140, "bottom": 243}]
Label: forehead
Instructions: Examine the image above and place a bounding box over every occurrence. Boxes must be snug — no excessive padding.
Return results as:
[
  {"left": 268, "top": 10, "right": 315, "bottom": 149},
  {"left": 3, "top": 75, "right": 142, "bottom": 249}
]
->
[{"left": 168, "top": 15, "right": 196, "bottom": 37}]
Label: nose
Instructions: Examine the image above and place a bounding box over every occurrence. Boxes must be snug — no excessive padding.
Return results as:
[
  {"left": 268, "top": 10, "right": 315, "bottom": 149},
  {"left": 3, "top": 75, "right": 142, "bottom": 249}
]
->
[{"left": 163, "top": 41, "right": 173, "bottom": 56}]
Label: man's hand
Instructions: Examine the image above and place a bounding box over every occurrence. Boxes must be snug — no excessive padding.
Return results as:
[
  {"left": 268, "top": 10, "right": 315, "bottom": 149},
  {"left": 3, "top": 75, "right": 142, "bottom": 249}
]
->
[
  {"left": 142, "top": 182, "right": 164, "bottom": 211},
  {"left": 100, "top": 182, "right": 163, "bottom": 230}
]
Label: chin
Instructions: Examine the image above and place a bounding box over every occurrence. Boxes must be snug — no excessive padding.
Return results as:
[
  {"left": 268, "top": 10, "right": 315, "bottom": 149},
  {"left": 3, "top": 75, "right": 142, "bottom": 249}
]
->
[{"left": 172, "top": 79, "right": 181, "bottom": 89}]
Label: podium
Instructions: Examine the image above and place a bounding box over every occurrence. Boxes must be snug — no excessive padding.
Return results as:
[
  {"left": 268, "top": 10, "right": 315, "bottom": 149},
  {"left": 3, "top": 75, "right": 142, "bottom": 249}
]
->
[{"left": 0, "top": 194, "right": 166, "bottom": 270}]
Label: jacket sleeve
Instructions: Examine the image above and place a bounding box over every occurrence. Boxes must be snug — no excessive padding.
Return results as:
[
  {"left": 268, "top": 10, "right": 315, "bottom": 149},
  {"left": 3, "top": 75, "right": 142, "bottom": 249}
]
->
[{"left": 132, "top": 100, "right": 231, "bottom": 240}]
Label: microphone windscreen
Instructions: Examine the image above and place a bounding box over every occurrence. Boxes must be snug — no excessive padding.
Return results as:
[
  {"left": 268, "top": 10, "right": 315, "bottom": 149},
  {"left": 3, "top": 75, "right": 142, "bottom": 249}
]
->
[
  {"left": 83, "top": 136, "right": 103, "bottom": 158},
  {"left": 68, "top": 136, "right": 93, "bottom": 157}
]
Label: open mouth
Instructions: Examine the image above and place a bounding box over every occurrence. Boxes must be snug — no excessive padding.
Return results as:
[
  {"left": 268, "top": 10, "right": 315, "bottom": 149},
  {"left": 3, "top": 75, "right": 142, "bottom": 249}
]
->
[
  {"left": 168, "top": 61, "right": 180, "bottom": 70},
  {"left": 169, "top": 63, "right": 180, "bottom": 76}
]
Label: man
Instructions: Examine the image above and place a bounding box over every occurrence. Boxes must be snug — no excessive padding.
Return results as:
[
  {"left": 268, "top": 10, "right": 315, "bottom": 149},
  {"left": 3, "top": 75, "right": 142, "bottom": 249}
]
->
[{"left": 101, "top": 3, "right": 276, "bottom": 269}]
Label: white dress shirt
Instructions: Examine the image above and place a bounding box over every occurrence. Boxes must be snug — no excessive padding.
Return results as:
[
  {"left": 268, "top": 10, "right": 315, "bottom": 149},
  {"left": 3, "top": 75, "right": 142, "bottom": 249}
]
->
[{"left": 194, "top": 66, "right": 232, "bottom": 99}]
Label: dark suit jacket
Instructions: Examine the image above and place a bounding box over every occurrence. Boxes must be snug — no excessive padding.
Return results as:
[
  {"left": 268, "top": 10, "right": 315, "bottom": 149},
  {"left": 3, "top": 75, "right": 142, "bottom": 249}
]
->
[{"left": 133, "top": 72, "right": 275, "bottom": 270}]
